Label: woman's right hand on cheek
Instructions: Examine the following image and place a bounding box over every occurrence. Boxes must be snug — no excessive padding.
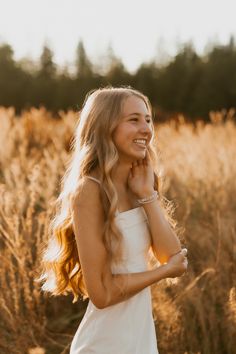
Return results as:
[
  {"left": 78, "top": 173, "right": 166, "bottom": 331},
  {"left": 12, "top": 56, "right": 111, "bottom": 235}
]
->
[{"left": 164, "top": 248, "right": 188, "bottom": 278}]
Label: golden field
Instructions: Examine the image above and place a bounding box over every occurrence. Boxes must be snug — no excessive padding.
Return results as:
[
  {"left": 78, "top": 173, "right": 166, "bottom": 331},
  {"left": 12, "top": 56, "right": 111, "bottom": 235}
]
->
[{"left": 0, "top": 107, "right": 235, "bottom": 354}]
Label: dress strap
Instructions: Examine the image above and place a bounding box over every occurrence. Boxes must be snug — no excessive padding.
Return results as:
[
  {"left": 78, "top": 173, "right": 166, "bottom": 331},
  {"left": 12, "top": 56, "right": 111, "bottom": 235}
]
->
[
  {"left": 86, "top": 176, "right": 120, "bottom": 216},
  {"left": 86, "top": 176, "right": 101, "bottom": 184}
]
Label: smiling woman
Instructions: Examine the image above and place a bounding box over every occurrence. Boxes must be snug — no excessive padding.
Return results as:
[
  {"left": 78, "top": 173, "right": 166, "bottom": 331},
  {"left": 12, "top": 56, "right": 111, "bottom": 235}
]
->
[
  {"left": 38, "top": 86, "right": 188, "bottom": 354},
  {"left": 112, "top": 95, "right": 153, "bottom": 162}
]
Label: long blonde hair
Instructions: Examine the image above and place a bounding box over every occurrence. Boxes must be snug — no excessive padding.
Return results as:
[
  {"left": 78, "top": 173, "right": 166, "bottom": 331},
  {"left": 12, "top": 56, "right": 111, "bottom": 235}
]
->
[{"left": 38, "top": 86, "right": 173, "bottom": 303}]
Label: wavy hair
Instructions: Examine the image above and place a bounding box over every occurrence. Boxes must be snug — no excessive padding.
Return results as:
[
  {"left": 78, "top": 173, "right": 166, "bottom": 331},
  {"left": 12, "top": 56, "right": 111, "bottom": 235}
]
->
[{"left": 38, "top": 86, "right": 176, "bottom": 303}]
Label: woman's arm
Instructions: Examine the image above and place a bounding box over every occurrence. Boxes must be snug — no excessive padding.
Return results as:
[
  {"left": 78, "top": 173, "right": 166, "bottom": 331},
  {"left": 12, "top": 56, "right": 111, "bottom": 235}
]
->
[
  {"left": 71, "top": 178, "right": 186, "bottom": 309},
  {"left": 127, "top": 151, "right": 182, "bottom": 265},
  {"left": 142, "top": 199, "right": 181, "bottom": 264}
]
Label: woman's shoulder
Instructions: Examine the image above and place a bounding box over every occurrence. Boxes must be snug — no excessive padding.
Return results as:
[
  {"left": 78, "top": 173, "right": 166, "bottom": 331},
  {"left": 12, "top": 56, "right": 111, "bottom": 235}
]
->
[
  {"left": 71, "top": 174, "right": 100, "bottom": 212},
  {"left": 85, "top": 175, "right": 101, "bottom": 185},
  {"left": 84, "top": 168, "right": 102, "bottom": 185},
  {"left": 70, "top": 180, "right": 105, "bottom": 238}
]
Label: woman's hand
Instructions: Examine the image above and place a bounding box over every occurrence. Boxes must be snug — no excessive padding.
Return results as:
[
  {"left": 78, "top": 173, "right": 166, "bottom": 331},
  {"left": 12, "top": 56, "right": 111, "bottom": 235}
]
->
[
  {"left": 164, "top": 248, "right": 188, "bottom": 278},
  {"left": 128, "top": 150, "right": 155, "bottom": 198}
]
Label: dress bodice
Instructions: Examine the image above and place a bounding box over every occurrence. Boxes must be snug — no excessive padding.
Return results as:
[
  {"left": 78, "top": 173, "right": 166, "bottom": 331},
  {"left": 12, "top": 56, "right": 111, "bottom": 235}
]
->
[
  {"left": 111, "top": 206, "right": 152, "bottom": 274},
  {"left": 84, "top": 176, "right": 152, "bottom": 274}
]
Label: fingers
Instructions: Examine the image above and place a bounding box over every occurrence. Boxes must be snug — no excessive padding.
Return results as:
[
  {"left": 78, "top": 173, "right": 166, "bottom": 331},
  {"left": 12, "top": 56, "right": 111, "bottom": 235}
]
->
[
  {"left": 144, "top": 149, "right": 151, "bottom": 165},
  {"left": 138, "top": 159, "right": 144, "bottom": 166},
  {"left": 181, "top": 248, "right": 188, "bottom": 257},
  {"left": 132, "top": 150, "right": 151, "bottom": 167},
  {"left": 183, "top": 258, "right": 188, "bottom": 271},
  {"left": 171, "top": 248, "right": 187, "bottom": 257},
  {"left": 175, "top": 248, "right": 188, "bottom": 263},
  {"left": 181, "top": 248, "right": 188, "bottom": 270},
  {"left": 132, "top": 159, "right": 144, "bottom": 168},
  {"left": 128, "top": 167, "right": 134, "bottom": 179}
]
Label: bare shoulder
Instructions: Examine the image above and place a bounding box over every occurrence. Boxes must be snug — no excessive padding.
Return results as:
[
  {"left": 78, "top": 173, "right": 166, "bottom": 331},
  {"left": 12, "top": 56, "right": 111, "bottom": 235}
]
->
[{"left": 70, "top": 176, "right": 104, "bottom": 223}]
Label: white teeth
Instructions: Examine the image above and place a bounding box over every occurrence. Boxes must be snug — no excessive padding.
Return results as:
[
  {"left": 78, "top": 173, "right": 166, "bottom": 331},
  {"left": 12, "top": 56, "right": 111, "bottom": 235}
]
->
[{"left": 133, "top": 139, "right": 146, "bottom": 145}]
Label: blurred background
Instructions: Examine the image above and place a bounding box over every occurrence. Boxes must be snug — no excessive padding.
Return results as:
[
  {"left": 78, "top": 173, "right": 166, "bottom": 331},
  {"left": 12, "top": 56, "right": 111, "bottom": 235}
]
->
[
  {"left": 0, "top": 1, "right": 236, "bottom": 353},
  {"left": 0, "top": 0, "right": 236, "bottom": 121}
]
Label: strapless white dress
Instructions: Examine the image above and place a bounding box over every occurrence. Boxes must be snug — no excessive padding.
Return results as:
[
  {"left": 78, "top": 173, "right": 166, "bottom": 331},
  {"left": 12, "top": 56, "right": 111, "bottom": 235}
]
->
[{"left": 70, "top": 204, "right": 159, "bottom": 354}]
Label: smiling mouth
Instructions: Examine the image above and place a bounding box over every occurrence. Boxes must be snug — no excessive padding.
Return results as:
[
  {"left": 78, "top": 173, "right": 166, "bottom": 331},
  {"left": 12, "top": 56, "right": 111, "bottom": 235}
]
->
[{"left": 133, "top": 139, "right": 147, "bottom": 148}]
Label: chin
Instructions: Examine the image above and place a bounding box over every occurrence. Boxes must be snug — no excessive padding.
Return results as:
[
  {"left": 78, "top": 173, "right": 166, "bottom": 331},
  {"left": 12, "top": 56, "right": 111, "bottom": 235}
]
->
[
  {"left": 131, "top": 150, "right": 146, "bottom": 160},
  {"left": 118, "top": 149, "right": 146, "bottom": 162}
]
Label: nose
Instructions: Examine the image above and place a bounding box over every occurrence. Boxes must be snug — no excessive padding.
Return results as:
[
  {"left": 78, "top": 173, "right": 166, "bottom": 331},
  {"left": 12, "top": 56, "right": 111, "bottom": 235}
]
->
[{"left": 139, "top": 120, "right": 152, "bottom": 136}]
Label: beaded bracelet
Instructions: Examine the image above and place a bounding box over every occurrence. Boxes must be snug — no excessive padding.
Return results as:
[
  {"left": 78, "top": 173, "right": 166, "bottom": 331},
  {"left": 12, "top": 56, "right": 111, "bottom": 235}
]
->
[{"left": 137, "top": 190, "right": 159, "bottom": 205}]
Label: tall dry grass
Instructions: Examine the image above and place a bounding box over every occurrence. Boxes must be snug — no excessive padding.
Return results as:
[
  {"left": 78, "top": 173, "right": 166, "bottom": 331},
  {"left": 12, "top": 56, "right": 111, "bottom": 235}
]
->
[{"left": 0, "top": 106, "right": 235, "bottom": 354}]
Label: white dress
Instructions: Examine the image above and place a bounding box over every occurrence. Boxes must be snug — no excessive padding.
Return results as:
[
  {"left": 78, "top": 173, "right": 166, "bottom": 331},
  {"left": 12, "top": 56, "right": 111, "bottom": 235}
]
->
[{"left": 70, "top": 177, "right": 159, "bottom": 354}]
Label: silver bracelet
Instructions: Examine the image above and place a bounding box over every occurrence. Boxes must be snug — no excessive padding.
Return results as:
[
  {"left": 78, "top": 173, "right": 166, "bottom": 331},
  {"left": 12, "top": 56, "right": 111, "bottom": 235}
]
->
[{"left": 137, "top": 190, "right": 159, "bottom": 205}]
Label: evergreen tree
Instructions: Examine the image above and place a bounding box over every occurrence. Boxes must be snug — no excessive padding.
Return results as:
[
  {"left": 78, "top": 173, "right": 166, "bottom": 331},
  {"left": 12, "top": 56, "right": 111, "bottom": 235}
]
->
[
  {"left": 104, "top": 45, "right": 132, "bottom": 86},
  {"left": 34, "top": 44, "right": 57, "bottom": 109},
  {"left": 39, "top": 45, "right": 57, "bottom": 78},
  {"left": 75, "top": 40, "right": 93, "bottom": 78},
  {"left": 0, "top": 44, "right": 31, "bottom": 112},
  {"left": 194, "top": 37, "right": 236, "bottom": 118}
]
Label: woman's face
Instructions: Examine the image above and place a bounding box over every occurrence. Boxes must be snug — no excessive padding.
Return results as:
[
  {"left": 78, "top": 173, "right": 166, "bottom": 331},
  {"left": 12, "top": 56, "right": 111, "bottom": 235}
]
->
[{"left": 113, "top": 95, "right": 153, "bottom": 162}]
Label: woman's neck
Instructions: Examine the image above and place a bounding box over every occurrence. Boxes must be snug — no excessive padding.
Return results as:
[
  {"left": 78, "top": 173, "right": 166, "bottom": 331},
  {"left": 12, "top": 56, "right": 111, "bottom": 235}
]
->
[
  {"left": 111, "top": 161, "right": 132, "bottom": 190},
  {"left": 92, "top": 161, "right": 132, "bottom": 189},
  {"left": 91, "top": 161, "right": 138, "bottom": 210}
]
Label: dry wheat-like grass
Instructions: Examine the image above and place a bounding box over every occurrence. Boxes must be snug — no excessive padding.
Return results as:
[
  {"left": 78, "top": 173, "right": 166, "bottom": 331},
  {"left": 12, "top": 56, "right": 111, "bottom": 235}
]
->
[
  {"left": 0, "top": 107, "right": 235, "bottom": 354},
  {"left": 151, "top": 112, "right": 236, "bottom": 354}
]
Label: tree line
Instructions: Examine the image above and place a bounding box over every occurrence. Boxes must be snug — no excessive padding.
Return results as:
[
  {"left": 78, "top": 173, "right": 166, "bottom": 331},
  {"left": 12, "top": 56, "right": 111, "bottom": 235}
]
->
[{"left": 0, "top": 37, "right": 236, "bottom": 121}]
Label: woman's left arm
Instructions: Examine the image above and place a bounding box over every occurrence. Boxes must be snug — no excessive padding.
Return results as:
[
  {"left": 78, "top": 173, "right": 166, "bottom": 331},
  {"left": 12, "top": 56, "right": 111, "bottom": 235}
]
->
[
  {"left": 128, "top": 151, "right": 182, "bottom": 265},
  {"left": 142, "top": 198, "right": 181, "bottom": 264}
]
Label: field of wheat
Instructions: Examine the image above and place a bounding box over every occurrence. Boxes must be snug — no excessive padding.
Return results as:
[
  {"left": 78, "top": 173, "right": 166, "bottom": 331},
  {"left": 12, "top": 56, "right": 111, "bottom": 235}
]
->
[{"left": 0, "top": 106, "right": 235, "bottom": 354}]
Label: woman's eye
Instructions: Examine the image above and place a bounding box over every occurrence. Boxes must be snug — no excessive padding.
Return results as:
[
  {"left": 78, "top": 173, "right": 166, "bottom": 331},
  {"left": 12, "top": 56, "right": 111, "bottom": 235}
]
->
[{"left": 128, "top": 117, "right": 152, "bottom": 123}]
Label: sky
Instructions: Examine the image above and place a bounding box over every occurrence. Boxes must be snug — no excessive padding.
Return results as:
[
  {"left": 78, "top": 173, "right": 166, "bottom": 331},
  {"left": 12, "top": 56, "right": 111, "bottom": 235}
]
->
[{"left": 0, "top": 0, "right": 235, "bottom": 73}]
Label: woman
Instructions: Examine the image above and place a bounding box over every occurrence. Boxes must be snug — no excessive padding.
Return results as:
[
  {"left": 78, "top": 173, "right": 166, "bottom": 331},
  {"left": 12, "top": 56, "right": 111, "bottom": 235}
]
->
[{"left": 39, "top": 86, "right": 188, "bottom": 354}]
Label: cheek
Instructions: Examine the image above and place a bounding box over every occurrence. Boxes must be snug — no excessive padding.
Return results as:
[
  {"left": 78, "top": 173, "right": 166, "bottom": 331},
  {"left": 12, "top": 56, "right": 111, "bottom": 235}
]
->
[
  {"left": 113, "top": 123, "right": 137, "bottom": 150},
  {"left": 113, "top": 126, "right": 128, "bottom": 144}
]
